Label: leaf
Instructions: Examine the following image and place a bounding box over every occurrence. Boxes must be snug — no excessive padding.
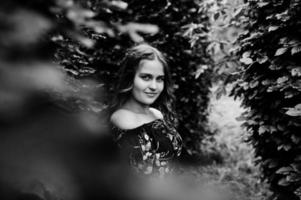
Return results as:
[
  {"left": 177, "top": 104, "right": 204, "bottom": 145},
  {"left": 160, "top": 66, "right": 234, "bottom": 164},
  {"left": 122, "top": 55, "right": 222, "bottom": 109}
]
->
[
  {"left": 213, "top": 12, "right": 220, "bottom": 21},
  {"left": 276, "top": 11, "right": 289, "bottom": 22},
  {"left": 291, "top": 163, "right": 301, "bottom": 172},
  {"left": 277, "top": 124, "right": 285, "bottom": 131},
  {"left": 240, "top": 52, "right": 253, "bottom": 65},
  {"left": 275, "top": 47, "right": 288, "bottom": 56},
  {"left": 51, "top": 35, "right": 64, "bottom": 42},
  {"left": 64, "top": 68, "right": 79, "bottom": 76},
  {"left": 267, "top": 85, "right": 277, "bottom": 93},
  {"left": 279, "top": 37, "right": 289, "bottom": 44},
  {"left": 278, "top": 144, "right": 292, "bottom": 151},
  {"left": 291, "top": 46, "right": 301, "bottom": 55},
  {"left": 285, "top": 104, "right": 301, "bottom": 116},
  {"left": 258, "top": 126, "right": 268, "bottom": 135},
  {"left": 195, "top": 65, "right": 208, "bottom": 79},
  {"left": 270, "top": 126, "right": 277, "bottom": 133},
  {"left": 262, "top": 80, "right": 271, "bottom": 86},
  {"left": 276, "top": 76, "right": 288, "bottom": 84},
  {"left": 278, "top": 177, "right": 290, "bottom": 186},
  {"left": 276, "top": 166, "right": 293, "bottom": 175},
  {"left": 284, "top": 91, "right": 294, "bottom": 99},
  {"left": 79, "top": 67, "right": 96, "bottom": 74},
  {"left": 241, "top": 32, "right": 262, "bottom": 43},
  {"left": 250, "top": 80, "right": 259, "bottom": 88},
  {"left": 269, "top": 64, "right": 282, "bottom": 70},
  {"left": 240, "top": 57, "right": 252, "bottom": 65},
  {"left": 268, "top": 26, "right": 279, "bottom": 32},
  {"left": 109, "top": 0, "right": 128, "bottom": 10},
  {"left": 258, "top": 2, "right": 269, "bottom": 7},
  {"left": 268, "top": 160, "right": 278, "bottom": 168},
  {"left": 291, "top": 67, "right": 301, "bottom": 76},
  {"left": 287, "top": 173, "right": 301, "bottom": 182},
  {"left": 239, "top": 51, "right": 254, "bottom": 65},
  {"left": 257, "top": 56, "right": 268, "bottom": 64}
]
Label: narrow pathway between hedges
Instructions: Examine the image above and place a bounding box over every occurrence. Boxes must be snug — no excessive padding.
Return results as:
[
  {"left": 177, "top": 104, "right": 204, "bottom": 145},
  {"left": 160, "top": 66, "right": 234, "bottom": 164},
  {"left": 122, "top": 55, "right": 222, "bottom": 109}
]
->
[
  {"left": 191, "top": 83, "right": 272, "bottom": 200},
  {"left": 208, "top": 84, "right": 246, "bottom": 160}
]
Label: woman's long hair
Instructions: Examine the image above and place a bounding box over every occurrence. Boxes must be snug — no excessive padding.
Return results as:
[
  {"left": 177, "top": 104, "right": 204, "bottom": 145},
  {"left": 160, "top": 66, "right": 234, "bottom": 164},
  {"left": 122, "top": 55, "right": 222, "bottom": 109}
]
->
[{"left": 110, "top": 43, "right": 177, "bottom": 126}]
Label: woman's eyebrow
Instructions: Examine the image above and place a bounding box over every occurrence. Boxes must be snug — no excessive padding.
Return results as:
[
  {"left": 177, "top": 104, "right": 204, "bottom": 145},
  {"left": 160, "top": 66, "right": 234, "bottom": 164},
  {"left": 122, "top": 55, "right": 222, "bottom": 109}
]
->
[
  {"left": 139, "top": 73, "right": 152, "bottom": 75},
  {"left": 139, "top": 72, "right": 165, "bottom": 77}
]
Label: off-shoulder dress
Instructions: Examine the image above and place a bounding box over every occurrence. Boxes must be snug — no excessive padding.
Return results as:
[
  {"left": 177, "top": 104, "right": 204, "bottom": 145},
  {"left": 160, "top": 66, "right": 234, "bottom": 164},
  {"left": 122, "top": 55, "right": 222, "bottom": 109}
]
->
[{"left": 112, "top": 118, "right": 182, "bottom": 176}]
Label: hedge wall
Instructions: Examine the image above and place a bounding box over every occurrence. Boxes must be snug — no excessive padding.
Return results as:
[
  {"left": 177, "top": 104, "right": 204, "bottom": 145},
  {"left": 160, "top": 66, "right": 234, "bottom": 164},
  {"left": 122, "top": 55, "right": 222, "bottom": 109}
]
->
[
  {"left": 231, "top": 0, "right": 301, "bottom": 199},
  {"left": 55, "top": 0, "right": 213, "bottom": 157}
]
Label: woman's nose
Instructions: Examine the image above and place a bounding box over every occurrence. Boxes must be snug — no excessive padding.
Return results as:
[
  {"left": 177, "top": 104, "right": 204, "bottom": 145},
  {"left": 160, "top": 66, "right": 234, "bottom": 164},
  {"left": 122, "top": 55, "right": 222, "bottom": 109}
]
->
[{"left": 149, "top": 80, "right": 157, "bottom": 90}]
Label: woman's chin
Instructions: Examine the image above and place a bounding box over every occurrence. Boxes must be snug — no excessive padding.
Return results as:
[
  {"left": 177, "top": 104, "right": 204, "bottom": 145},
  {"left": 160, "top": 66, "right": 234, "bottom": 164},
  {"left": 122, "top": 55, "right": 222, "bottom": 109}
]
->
[{"left": 139, "top": 99, "right": 157, "bottom": 106}]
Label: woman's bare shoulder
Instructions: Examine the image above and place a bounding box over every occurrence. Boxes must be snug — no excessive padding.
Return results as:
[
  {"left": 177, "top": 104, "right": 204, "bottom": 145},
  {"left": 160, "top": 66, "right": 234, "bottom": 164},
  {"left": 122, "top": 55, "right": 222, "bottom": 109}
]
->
[
  {"left": 149, "top": 107, "right": 164, "bottom": 119},
  {"left": 110, "top": 109, "right": 138, "bottom": 130}
]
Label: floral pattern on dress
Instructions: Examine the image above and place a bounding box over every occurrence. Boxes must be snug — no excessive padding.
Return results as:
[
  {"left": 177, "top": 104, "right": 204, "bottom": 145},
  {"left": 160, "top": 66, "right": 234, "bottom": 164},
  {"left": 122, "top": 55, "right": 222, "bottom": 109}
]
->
[{"left": 112, "top": 119, "right": 182, "bottom": 176}]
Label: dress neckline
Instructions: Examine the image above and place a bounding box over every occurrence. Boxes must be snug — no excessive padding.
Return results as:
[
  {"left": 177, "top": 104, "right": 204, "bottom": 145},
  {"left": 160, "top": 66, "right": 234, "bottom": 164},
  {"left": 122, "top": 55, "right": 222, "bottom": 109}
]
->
[{"left": 112, "top": 118, "right": 164, "bottom": 132}]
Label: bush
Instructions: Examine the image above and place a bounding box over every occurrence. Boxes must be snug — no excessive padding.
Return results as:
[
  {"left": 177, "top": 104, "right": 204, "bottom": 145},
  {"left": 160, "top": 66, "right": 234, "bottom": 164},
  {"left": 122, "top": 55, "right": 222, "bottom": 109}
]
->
[{"left": 231, "top": 0, "right": 301, "bottom": 199}]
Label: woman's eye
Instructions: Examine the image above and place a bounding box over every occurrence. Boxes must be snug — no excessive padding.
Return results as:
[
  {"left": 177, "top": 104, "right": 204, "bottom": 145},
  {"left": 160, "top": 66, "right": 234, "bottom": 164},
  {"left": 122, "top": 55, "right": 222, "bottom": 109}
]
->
[
  {"left": 157, "top": 77, "right": 164, "bottom": 82},
  {"left": 141, "top": 75, "right": 151, "bottom": 80}
]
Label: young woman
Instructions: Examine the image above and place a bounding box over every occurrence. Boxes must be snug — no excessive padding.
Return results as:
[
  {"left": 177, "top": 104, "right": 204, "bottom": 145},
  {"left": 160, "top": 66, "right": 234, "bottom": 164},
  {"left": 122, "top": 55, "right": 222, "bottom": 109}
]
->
[{"left": 110, "top": 43, "right": 182, "bottom": 176}]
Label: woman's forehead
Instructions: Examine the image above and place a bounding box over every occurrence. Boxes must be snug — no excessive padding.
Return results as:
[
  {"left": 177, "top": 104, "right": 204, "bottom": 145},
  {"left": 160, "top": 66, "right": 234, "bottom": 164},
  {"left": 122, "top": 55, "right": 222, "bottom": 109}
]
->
[{"left": 137, "top": 59, "right": 165, "bottom": 75}]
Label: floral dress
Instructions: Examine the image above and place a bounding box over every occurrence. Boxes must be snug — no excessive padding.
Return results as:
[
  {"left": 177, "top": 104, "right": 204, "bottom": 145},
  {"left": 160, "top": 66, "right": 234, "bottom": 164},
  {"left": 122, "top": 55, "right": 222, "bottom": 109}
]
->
[{"left": 112, "top": 118, "right": 182, "bottom": 176}]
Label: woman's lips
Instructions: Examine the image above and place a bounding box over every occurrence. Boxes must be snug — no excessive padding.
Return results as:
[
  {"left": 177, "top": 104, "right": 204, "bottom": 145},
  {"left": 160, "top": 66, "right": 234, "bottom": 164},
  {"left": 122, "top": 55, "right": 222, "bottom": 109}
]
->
[{"left": 145, "top": 92, "right": 157, "bottom": 97}]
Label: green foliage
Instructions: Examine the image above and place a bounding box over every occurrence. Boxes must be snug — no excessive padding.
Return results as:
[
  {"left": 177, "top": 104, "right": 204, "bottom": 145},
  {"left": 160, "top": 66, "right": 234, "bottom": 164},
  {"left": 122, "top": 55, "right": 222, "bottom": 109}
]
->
[
  {"left": 231, "top": 0, "right": 301, "bottom": 199},
  {"left": 55, "top": 0, "right": 213, "bottom": 157}
]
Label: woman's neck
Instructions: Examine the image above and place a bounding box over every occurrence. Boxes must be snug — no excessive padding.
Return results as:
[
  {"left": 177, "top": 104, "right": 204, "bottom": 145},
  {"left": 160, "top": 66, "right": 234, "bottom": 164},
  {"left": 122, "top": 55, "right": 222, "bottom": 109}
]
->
[{"left": 123, "top": 97, "right": 150, "bottom": 115}]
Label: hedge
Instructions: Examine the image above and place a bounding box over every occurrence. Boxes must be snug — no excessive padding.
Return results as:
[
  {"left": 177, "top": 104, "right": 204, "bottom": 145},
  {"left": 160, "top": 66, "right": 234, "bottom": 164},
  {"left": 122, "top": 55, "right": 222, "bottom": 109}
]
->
[{"left": 231, "top": 0, "right": 301, "bottom": 199}]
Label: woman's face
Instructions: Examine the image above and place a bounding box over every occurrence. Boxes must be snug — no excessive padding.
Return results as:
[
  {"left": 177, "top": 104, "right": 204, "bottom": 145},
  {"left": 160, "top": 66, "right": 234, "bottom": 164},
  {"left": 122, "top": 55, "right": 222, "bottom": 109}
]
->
[{"left": 131, "top": 59, "right": 165, "bottom": 105}]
